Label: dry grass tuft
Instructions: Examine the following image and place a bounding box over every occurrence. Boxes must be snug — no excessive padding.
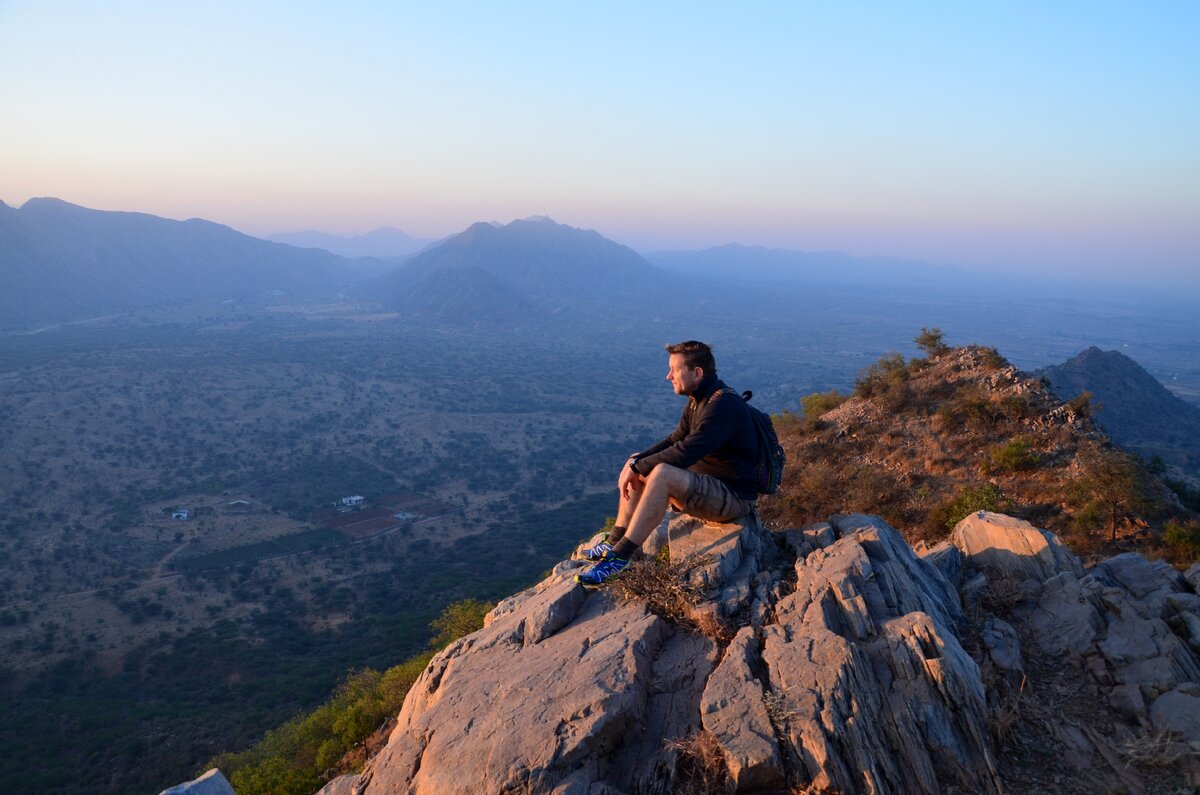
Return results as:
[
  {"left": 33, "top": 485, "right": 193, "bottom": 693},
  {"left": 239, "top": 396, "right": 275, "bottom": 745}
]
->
[
  {"left": 988, "top": 675, "right": 1027, "bottom": 747},
  {"left": 1119, "top": 730, "right": 1199, "bottom": 768},
  {"left": 607, "top": 554, "right": 733, "bottom": 643},
  {"left": 762, "top": 690, "right": 797, "bottom": 732},
  {"left": 664, "top": 729, "right": 731, "bottom": 795},
  {"left": 975, "top": 571, "right": 1030, "bottom": 618},
  {"left": 790, "top": 785, "right": 845, "bottom": 795}
]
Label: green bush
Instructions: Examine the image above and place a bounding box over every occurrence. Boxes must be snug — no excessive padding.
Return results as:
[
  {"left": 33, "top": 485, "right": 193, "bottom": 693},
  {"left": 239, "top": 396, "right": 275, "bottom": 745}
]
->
[
  {"left": 928, "top": 484, "right": 1002, "bottom": 533},
  {"left": 428, "top": 598, "right": 492, "bottom": 649},
  {"left": 985, "top": 438, "right": 1039, "bottom": 473},
  {"left": 854, "top": 353, "right": 910, "bottom": 409},
  {"left": 1163, "top": 518, "right": 1200, "bottom": 561},
  {"left": 800, "top": 389, "right": 847, "bottom": 420},
  {"left": 980, "top": 347, "right": 1008, "bottom": 369},
  {"left": 914, "top": 327, "right": 951, "bottom": 358}
]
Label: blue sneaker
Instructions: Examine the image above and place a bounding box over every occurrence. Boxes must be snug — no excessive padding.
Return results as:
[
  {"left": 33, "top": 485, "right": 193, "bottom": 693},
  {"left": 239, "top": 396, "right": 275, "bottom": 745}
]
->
[
  {"left": 582, "top": 540, "right": 613, "bottom": 561},
  {"left": 575, "top": 555, "right": 630, "bottom": 588}
]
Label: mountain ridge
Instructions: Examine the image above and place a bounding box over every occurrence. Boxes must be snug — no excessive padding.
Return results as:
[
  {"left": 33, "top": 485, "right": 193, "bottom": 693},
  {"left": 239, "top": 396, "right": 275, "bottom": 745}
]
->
[
  {"left": 267, "top": 227, "right": 431, "bottom": 259},
  {"left": 0, "top": 197, "right": 358, "bottom": 328}
]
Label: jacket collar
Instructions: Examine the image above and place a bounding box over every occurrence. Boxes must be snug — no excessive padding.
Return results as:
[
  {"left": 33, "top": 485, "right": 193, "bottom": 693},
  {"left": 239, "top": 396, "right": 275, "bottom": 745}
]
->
[{"left": 688, "top": 371, "right": 722, "bottom": 403}]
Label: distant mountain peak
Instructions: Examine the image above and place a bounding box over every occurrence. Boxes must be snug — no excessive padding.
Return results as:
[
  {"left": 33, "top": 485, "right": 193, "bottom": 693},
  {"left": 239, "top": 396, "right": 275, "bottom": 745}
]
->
[
  {"left": 1038, "top": 347, "right": 1200, "bottom": 474},
  {"left": 20, "top": 196, "right": 79, "bottom": 212},
  {"left": 521, "top": 215, "right": 556, "bottom": 224}
]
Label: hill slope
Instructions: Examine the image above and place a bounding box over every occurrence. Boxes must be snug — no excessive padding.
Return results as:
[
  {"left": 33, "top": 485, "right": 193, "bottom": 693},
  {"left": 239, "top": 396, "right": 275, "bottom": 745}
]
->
[
  {"left": 1038, "top": 346, "right": 1200, "bottom": 475},
  {"left": 762, "top": 345, "right": 1187, "bottom": 557},
  {"left": 0, "top": 198, "right": 354, "bottom": 327}
]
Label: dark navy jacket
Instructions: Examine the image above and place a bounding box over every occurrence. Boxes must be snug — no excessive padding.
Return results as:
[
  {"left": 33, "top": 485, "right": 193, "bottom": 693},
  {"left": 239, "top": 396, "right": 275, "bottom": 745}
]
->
[{"left": 631, "top": 372, "right": 760, "bottom": 500}]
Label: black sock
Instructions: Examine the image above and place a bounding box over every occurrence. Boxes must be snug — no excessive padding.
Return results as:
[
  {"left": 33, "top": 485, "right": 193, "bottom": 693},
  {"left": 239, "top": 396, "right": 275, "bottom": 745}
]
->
[
  {"left": 605, "top": 525, "right": 626, "bottom": 546},
  {"left": 611, "top": 538, "right": 638, "bottom": 559}
]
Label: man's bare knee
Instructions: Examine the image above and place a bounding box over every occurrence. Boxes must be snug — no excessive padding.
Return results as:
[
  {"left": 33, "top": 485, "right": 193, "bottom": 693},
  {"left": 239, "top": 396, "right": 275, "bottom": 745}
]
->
[{"left": 646, "top": 464, "right": 690, "bottom": 494}]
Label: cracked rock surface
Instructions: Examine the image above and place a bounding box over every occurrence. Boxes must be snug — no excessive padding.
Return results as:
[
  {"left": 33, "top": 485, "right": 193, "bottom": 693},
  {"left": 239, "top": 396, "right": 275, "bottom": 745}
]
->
[{"left": 349, "top": 511, "right": 1200, "bottom": 794}]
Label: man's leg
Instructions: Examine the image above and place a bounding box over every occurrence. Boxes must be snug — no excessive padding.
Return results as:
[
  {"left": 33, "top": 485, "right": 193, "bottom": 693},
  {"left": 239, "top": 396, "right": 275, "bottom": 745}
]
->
[
  {"left": 576, "top": 465, "right": 691, "bottom": 586},
  {"left": 618, "top": 464, "right": 691, "bottom": 548},
  {"left": 585, "top": 461, "right": 644, "bottom": 560}
]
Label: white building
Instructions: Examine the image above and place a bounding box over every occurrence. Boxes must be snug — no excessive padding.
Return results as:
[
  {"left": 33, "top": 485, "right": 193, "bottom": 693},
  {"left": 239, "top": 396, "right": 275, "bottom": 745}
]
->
[{"left": 342, "top": 495, "right": 365, "bottom": 507}]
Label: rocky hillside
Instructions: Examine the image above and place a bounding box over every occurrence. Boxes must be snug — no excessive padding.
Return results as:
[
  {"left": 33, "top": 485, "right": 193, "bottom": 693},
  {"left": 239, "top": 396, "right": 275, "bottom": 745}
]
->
[
  {"left": 762, "top": 344, "right": 1191, "bottom": 561},
  {"left": 305, "top": 510, "right": 1200, "bottom": 794},
  {"left": 1037, "top": 346, "right": 1200, "bottom": 476}
]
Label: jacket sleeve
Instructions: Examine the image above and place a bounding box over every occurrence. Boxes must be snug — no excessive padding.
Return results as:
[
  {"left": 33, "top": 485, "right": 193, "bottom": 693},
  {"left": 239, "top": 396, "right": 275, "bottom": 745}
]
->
[
  {"left": 632, "top": 409, "right": 690, "bottom": 465},
  {"left": 632, "top": 392, "right": 739, "bottom": 474}
]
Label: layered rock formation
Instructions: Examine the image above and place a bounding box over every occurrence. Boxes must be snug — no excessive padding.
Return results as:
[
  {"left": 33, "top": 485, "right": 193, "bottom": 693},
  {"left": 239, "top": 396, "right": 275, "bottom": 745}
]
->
[{"left": 343, "top": 511, "right": 1200, "bottom": 794}]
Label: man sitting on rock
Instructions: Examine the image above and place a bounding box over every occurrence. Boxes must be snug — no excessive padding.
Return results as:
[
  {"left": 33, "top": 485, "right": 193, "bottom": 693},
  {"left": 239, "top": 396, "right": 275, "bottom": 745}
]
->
[{"left": 576, "top": 340, "right": 761, "bottom": 587}]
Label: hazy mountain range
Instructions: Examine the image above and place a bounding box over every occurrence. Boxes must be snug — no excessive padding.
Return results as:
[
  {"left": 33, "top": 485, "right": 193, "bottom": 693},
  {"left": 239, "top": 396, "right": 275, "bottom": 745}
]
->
[
  {"left": 0, "top": 197, "right": 1001, "bottom": 331},
  {"left": 0, "top": 198, "right": 354, "bottom": 327},
  {"left": 267, "top": 227, "right": 433, "bottom": 259}
]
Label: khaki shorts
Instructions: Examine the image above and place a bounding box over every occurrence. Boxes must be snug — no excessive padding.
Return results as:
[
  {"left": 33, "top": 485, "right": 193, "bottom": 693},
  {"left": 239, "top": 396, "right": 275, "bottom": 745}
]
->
[{"left": 681, "top": 471, "right": 757, "bottom": 523}]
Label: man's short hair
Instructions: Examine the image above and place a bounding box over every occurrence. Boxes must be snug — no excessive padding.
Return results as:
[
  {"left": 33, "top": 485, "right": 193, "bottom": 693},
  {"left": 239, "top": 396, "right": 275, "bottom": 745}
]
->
[{"left": 665, "top": 340, "right": 716, "bottom": 376}]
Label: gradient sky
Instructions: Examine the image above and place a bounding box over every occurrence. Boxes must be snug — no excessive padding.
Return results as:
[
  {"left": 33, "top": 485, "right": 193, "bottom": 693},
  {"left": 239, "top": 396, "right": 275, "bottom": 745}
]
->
[{"left": 1, "top": 1, "right": 1197, "bottom": 283}]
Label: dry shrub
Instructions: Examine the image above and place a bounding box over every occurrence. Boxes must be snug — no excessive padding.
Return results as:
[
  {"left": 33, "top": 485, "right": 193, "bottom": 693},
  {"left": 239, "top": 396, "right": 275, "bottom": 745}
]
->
[
  {"left": 664, "top": 730, "right": 731, "bottom": 795},
  {"left": 975, "top": 570, "right": 1029, "bottom": 617},
  {"left": 607, "top": 555, "right": 733, "bottom": 643}
]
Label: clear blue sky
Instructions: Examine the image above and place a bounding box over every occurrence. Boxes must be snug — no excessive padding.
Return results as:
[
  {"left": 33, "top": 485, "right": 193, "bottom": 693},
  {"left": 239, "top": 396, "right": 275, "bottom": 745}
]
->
[{"left": 1, "top": 1, "right": 1197, "bottom": 283}]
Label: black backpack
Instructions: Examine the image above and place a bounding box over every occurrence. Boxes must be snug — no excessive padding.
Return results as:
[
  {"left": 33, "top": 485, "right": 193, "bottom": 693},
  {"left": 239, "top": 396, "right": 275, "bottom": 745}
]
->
[{"left": 715, "top": 388, "right": 787, "bottom": 495}]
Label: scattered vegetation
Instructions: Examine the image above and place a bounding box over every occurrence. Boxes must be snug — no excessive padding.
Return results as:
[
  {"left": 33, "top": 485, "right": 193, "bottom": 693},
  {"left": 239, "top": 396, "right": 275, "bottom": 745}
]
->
[
  {"left": 210, "top": 598, "right": 492, "bottom": 795},
  {"left": 763, "top": 336, "right": 1191, "bottom": 560}
]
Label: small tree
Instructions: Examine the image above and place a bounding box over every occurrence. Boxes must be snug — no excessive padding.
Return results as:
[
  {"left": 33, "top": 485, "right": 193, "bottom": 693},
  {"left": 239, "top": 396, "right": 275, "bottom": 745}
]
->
[
  {"left": 915, "top": 327, "right": 951, "bottom": 358},
  {"left": 1071, "top": 451, "right": 1152, "bottom": 541}
]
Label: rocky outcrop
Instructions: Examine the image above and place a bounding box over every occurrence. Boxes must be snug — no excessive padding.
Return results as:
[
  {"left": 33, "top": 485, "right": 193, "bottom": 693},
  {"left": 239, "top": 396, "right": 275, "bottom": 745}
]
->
[
  {"left": 158, "top": 768, "right": 235, "bottom": 795},
  {"left": 348, "top": 510, "right": 1200, "bottom": 794}
]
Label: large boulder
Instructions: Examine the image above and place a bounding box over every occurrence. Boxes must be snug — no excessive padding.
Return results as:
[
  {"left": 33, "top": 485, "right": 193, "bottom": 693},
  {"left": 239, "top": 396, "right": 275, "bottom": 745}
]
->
[
  {"left": 762, "top": 514, "right": 999, "bottom": 795},
  {"left": 950, "top": 511, "right": 1081, "bottom": 582}
]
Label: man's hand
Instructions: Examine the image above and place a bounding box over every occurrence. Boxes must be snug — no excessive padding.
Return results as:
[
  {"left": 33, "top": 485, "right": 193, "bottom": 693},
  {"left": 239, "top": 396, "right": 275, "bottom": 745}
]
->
[{"left": 619, "top": 459, "right": 643, "bottom": 500}]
